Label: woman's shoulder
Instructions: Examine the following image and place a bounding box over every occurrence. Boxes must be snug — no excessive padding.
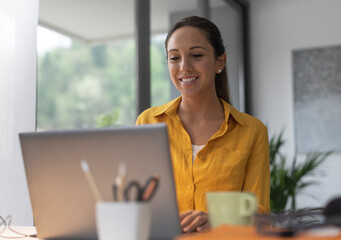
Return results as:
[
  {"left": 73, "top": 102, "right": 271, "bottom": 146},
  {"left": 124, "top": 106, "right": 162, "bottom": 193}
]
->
[
  {"left": 225, "top": 102, "right": 267, "bottom": 131},
  {"left": 138, "top": 105, "right": 162, "bottom": 119},
  {"left": 227, "top": 105, "right": 268, "bottom": 142},
  {"left": 240, "top": 111, "right": 266, "bottom": 129},
  {"left": 136, "top": 106, "right": 162, "bottom": 125},
  {"left": 136, "top": 97, "right": 181, "bottom": 124}
]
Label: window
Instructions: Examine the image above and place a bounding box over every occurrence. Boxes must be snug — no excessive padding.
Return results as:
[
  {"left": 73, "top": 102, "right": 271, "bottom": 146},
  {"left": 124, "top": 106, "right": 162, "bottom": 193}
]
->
[{"left": 37, "top": 27, "right": 170, "bottom": 130}]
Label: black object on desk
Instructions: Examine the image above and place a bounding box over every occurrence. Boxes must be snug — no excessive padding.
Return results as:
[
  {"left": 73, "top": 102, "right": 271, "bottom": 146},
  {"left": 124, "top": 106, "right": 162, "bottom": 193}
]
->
[{"left": 255, "top": 196, "right": 341, "bottom": 237}]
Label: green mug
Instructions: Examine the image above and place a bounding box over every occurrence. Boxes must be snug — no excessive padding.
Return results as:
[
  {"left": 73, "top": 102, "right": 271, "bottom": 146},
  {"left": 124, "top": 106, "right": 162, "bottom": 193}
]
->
[{"left": 206, "top": 192, "right": 258, "bottom": 227}]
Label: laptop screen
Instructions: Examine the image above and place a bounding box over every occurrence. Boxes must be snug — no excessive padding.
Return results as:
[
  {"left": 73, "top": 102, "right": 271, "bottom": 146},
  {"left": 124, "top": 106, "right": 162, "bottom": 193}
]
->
[{"left": 20, "top": 123, "right": 181, "bottom": 240}]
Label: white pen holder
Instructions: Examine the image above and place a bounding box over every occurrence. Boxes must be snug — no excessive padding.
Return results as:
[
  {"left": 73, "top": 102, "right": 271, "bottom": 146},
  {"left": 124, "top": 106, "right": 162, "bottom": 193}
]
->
[{"left": 95, "top": 202, "right": 151, "bottom": 240}]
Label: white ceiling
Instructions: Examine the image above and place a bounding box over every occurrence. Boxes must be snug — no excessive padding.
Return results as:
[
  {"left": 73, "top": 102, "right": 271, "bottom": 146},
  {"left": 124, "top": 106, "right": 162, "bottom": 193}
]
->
[{"left": 39, "top": 0, "right": 227, "bottom": 44}]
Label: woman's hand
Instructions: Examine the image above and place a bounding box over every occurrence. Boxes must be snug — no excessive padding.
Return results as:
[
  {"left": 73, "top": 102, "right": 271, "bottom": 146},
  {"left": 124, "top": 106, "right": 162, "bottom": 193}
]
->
[{"left": 179, "top": 210, "right": 210, "bottom": 233}]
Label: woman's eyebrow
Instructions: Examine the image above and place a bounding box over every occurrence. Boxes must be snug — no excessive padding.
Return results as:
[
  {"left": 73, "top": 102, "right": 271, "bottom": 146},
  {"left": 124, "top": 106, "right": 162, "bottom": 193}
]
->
[
  {"left": 189, "top": 46, "right": 206, "bottom": 50},
  {"left": 168, "top": 49, "right": 178, "bottom": 53},
  {"left": 168, "top": 46, "right": 205, "bottom": 53}
]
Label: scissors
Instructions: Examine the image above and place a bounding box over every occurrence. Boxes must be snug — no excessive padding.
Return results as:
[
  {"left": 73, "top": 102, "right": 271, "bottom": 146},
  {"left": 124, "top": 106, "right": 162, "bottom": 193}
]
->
[{"left": 123, "top": 175, "right": 159, "bottom": 201}]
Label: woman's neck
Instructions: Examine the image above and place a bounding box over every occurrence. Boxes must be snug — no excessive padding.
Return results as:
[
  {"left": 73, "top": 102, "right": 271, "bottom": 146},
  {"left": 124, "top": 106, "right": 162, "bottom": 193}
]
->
[{"left": 178, "top": 93, "right": 224, "bottom": 120}]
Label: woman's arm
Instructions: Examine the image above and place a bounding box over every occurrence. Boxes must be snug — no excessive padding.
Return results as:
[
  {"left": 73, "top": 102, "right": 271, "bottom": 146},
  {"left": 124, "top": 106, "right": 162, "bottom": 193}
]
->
[{"left": 242, "top": 125, "right": 270, "bottom": 213}]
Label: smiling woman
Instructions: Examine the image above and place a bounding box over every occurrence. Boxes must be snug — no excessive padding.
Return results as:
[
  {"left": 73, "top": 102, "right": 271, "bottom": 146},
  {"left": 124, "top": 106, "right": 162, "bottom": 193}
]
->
[
  {"left": 166, "top": 26, "right": 226, "bottom": 103},
  {"left": 136, "top": 16, "right": 270, "bottom": 233}
]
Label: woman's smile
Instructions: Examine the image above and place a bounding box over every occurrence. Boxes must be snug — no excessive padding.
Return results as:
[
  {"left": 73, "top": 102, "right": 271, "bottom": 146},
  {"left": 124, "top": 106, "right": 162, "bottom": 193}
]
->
[{"left": 179, "top": 76, "right": 199, "bottom": 84}]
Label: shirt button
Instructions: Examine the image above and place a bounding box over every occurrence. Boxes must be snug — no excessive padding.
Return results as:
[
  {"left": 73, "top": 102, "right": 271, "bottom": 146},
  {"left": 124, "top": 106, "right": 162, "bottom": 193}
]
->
[{"left": 187, "top": 185, "right": 192, "bottom": 190}]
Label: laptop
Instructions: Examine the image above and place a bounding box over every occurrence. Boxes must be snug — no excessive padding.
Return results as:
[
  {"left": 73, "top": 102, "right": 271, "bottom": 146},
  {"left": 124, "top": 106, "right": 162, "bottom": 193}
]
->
[{"left": 20, "top": 123, "right": 181, "bottom": 240}]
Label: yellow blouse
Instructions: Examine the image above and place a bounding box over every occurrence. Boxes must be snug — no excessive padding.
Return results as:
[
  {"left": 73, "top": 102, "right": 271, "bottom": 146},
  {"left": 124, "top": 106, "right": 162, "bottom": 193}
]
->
[{"left": 136, "top": 96, "right": 270, "bottom": 214}]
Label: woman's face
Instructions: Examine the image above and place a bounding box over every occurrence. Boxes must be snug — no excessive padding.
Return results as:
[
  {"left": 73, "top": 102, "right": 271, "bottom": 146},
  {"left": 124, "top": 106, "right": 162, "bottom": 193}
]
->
[{"left": 166, "top": 26, "right": 225, "bottom": 98}]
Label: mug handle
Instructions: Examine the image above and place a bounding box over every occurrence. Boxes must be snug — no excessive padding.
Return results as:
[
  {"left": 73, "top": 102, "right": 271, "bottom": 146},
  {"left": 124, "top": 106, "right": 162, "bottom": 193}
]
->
[{"left": 239, "top": 194, "right": 257, "bottom": 217}]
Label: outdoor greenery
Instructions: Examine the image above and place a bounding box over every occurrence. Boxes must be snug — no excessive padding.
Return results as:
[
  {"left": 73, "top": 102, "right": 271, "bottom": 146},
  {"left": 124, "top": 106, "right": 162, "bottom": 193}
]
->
[
  {"left": 269, "top": 131, "right": 332, "bottom": 212},
  {"left": 96, "top": 110, "right": 120, "bottom": 128},
  {"left": 37, "top": 35, "right": 170, "bottom": 130}
]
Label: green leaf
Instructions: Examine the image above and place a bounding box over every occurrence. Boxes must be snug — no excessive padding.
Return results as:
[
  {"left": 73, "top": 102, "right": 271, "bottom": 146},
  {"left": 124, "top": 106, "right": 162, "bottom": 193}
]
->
[
  {"left": 96, "top": 110, "right": 120, "bottom": 127},
  {"left": 269, "top": 131, "right": 332, "bottom": 212}
]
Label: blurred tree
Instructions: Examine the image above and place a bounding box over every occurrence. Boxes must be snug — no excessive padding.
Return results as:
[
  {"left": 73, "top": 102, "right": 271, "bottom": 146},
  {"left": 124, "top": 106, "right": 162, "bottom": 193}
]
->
[
  {"left": 37, "top": 34, "right": 170, "bottom": 130},
  {"left": 96, "top": 110, "right": 120, "bottom": 127}
]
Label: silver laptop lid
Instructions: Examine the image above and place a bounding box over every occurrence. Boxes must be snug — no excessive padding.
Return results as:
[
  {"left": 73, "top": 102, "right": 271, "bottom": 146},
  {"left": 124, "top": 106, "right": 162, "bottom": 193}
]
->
[{"left": 20, "top": 123, "right": 181, "bottom": 240}]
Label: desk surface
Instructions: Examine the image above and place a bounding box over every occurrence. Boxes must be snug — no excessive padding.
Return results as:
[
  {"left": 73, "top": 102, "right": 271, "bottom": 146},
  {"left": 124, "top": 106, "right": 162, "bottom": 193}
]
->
[
  {"left": 176, "top": 225, "right": 341, "bottom": 240},
  {"left": 2, "top": 225, "right": 341, "bottom": 240}
]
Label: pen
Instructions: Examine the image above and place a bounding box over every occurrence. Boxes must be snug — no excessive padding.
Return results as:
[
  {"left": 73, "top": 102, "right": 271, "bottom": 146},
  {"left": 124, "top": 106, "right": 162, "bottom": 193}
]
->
[
  {"left": 112, "top": 184, "right": 118, "bottom": 201},
  {"left": 80, "top": 159, "right": 103, "bottom": 202},
  {"left": 115, "top": 163, "right": 126, "bottom": 202},
  {"left": 142, "top": 174, "right": 159, "bottom": 201}
]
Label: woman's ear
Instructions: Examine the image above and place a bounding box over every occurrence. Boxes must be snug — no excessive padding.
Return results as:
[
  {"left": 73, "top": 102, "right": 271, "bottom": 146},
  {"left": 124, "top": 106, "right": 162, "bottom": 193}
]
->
[{"left": 216, "top": 53, "right": 227, "bottom": 73}]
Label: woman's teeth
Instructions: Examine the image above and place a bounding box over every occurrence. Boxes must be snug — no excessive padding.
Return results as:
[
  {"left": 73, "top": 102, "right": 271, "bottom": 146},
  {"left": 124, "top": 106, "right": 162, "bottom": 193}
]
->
[{"left": 181, "top": 77, "right": 197, "bottom": 82}]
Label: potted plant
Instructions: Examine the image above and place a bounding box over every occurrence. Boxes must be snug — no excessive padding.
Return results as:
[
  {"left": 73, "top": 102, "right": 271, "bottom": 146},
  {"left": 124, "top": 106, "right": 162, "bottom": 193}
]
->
[{"left": 269, "top": 131, "right": 332, "bottom": 212}]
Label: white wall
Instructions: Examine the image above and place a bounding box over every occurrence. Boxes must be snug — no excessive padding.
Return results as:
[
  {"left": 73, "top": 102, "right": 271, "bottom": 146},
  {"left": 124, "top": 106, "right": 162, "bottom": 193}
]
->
[
  {"left": 250, "top": 0, "right": 341, "bottom": 209},
  {"left": 0, "top": 0, "right": 38, "bottom": 225}
]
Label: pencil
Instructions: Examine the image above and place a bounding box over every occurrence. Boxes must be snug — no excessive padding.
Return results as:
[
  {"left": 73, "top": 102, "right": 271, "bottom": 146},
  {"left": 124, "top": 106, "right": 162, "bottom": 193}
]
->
[
  {"left": 142, "top": 174, "right": 159, "bottom": 201},
  {"left": 115, "top": 163, "right": 126, "bottom": 202},
  {"left": 80, "top": 159, "right": 103, "bottom": 202}
]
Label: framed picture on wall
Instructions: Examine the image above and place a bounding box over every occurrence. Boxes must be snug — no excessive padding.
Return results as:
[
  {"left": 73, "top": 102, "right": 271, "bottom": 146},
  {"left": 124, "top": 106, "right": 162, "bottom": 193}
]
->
[{"left": 293, "top": 45, "right": 341, "bottom": 153}]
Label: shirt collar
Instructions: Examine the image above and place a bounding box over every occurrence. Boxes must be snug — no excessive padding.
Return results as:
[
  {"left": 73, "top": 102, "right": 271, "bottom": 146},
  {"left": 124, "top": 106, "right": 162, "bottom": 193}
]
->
[
  {"left": 152, "top": 96, "right": 182, "bottom": 118},
  {"left": 221, "top": 98, "right": 245, "bottom": 126},
  {"left": 151, "top": 96, "right": 245, "bottom": 126}
]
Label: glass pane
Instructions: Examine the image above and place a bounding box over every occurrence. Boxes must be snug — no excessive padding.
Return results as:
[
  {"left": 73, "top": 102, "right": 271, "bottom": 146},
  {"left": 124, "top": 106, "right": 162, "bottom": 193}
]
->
[
  {"left": 151, "top": 33, "right": 170, "bottom": 107},
  {"left": 37, "top": 0, "right": 135, "bottom": 130},
  {"left": 37, "top": 26, "right": 136, "bottom": 130}
]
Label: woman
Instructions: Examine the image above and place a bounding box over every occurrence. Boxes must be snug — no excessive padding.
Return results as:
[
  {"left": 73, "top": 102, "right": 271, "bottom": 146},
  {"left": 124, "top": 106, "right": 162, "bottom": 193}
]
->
[{"left": 136, "top": 16, "right": 270, "bottom": 233}]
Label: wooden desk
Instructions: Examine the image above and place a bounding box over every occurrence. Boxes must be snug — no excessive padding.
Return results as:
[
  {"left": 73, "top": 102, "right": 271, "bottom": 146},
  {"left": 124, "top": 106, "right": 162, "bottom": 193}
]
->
[
  {"left": 176, "top": 225, "right": 341, "bottom": 240},
  {"left": 3, "top": 225, "right": 340, "bottom": 240}
]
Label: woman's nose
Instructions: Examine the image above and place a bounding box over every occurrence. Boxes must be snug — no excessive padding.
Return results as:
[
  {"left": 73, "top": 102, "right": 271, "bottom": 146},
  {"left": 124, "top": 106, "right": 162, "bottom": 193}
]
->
[{"left": 180, "top": 58, "right": 192, "bottom": 71}]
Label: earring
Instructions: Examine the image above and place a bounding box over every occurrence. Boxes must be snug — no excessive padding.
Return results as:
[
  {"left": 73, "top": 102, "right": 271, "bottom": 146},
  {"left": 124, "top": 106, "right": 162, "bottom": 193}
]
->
[{"left": 217, "top": 69, "right": 222, "bottom": 73}]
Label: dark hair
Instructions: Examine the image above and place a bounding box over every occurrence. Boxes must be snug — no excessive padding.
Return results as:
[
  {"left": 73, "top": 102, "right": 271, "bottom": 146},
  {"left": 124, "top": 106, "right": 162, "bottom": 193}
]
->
[{"left": 165, "top": 16, "right": 231, "bottom": 104}]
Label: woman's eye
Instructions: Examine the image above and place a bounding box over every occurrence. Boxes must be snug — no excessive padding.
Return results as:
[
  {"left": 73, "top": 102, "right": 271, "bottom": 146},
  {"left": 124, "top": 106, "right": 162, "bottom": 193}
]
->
[
  {"left": 192, "top": 54, "right": 202, "bottom": 59},
  {"left": 169, "top": 56, "right": 179, "bottom": 61}
]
